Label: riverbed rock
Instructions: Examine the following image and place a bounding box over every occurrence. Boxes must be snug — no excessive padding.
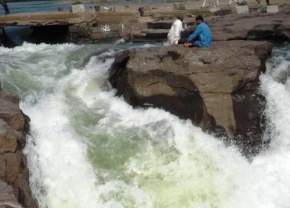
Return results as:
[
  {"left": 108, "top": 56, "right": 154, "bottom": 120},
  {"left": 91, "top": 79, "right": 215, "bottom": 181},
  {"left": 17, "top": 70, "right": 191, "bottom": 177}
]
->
[
  {"left": 109, "top": 40, "right": 272, "bottom": 155},
  {"left": 0, "top": 90, "right": 37, "bottom": 208}
]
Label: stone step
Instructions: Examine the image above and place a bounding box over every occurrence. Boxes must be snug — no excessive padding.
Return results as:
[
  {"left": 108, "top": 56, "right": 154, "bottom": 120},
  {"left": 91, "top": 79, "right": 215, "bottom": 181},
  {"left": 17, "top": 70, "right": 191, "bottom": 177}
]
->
[{"left": 142, "top": 29, "right": 169, "bottom": 39}]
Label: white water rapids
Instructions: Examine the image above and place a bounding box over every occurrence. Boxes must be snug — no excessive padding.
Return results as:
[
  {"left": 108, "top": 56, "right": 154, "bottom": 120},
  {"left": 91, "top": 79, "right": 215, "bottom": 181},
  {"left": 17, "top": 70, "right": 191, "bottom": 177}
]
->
[{"left": 0, "top": 43, "right": 290, "bottom": 208}]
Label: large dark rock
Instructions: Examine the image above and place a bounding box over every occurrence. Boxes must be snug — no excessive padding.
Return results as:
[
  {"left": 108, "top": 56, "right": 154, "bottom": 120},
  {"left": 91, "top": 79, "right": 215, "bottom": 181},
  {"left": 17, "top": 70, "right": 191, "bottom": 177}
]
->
[
  {"left": 0, "top": 90, "right": 38, "bottom": 208},
  {"left": 109, "top": 41, "right": 273, "bottom": 155}
]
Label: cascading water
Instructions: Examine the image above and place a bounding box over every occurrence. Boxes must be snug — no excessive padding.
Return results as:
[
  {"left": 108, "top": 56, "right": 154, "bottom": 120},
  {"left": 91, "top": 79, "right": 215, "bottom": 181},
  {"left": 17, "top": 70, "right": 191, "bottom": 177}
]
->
[{"left": 0, "top": 42, "right": 290, "bottom": 208}]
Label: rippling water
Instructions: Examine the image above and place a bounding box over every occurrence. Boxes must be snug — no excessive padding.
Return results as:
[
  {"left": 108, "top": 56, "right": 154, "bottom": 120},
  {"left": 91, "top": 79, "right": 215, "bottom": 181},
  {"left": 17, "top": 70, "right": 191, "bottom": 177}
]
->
[{"left": 0, "top": 43, "right": 290, "bottom": 208}]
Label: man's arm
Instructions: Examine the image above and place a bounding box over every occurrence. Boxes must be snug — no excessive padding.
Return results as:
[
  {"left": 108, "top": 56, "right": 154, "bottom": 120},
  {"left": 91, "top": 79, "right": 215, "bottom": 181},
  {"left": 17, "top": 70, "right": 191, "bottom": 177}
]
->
[{"left": 187, "top": 26, "right": 201, "bottom": 42}]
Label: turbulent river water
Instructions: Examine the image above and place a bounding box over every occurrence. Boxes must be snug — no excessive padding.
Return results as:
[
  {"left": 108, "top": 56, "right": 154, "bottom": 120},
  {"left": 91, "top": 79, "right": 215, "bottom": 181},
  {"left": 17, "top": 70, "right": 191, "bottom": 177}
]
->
[{"left": 0, "top": 43, "right": 290, "bottom": 208}]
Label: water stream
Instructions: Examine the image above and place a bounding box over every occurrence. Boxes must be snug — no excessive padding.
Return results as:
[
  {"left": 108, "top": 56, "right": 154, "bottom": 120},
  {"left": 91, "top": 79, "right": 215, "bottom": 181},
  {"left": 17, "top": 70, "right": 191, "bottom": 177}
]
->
[{"left": 0, "top": 43, "right": 289, "bottom": 208}]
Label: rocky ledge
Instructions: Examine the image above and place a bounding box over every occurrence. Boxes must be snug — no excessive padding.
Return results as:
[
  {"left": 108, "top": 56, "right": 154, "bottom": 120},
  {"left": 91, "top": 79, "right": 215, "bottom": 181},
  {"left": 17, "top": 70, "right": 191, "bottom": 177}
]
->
[
  {"left": 0, "top": 89, "right": 37, "bottom": 208},
  {"left": 109, "top": 40, "right": 273, "bottom": 156}
]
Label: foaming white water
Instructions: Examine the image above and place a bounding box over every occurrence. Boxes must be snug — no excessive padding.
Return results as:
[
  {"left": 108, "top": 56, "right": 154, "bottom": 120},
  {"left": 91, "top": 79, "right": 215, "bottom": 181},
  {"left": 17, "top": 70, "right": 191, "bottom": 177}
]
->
[
  {"left": 0, "top": 43, "right": 108, "bottom": 208},
  {"left": 0, "top": 43, "right": 290, "bottom": 208},
  {"left": 248, "top": 46, "right": 290, "bottom": 208},
  {"left": 25, "top": 94, "right": 100, "bottom": 208},
  {"left": 226, "top": 45, "right": 290, "bottom": 208},
  {"left": 62, "top": 45, "right": 257, "bottom": 208}
]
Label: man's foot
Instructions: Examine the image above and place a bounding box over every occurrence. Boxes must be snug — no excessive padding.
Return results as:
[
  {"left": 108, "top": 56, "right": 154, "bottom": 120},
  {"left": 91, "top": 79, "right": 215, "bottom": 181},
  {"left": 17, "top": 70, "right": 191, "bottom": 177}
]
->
[{"left": 184, "top": 42, "right": 192, "bottom": 48}]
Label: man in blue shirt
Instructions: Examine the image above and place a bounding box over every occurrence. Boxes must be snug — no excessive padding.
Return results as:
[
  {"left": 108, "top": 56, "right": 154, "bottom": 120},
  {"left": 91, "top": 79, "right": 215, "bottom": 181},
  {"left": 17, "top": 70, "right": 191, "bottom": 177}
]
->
[{"left": 185, "top": 15, "right": 212, "bottom": 48}]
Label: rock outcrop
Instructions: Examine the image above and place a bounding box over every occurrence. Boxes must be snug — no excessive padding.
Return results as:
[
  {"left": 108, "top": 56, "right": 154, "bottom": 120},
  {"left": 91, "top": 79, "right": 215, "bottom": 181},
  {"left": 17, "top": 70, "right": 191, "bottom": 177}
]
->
[
  {"left": 0, "top": 90, "right": 37, "bottom": 208},
  {"left": 109, "top": 40, "right": 273, "bottom": 155}
]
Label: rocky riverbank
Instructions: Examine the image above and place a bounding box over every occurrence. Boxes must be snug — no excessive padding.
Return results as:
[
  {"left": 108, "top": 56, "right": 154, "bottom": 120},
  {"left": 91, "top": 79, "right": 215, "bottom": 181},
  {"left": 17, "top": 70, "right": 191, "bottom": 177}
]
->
[
  {"left": 0, "top": 89, "right": 37, "bottom": 208},
  {"left": 109, "top": 40, "right": 272, "bottom": 155},
  {"left": 135, "top": 4, "right": 290, "bottom": 42}
]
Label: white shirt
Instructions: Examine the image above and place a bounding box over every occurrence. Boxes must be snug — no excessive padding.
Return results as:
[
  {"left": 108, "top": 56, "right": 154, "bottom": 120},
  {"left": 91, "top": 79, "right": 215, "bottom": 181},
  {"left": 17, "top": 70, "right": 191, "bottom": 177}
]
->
[{"left": 167, "top": 19, "right": 184, "bottom": 45}]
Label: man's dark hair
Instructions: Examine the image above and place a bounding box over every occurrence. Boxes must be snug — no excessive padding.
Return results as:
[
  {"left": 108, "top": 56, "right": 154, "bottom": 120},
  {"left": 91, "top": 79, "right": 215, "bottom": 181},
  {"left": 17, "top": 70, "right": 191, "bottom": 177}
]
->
[
  {"left": 195, "top": 15, "right": 204, "bottom": 22},
  {"left": 177, "top": 16, "right": 184, "bottom": 21}
]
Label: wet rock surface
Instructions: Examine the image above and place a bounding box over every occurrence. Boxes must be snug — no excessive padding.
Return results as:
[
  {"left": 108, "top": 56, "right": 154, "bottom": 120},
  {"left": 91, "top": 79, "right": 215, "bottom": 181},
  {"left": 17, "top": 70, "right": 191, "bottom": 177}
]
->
[
  {"left": 109, "top": 40, "right": 273, "bottom": 155},
  {"left": 0, "top": 90, "right": 37, "bottom": 208}
]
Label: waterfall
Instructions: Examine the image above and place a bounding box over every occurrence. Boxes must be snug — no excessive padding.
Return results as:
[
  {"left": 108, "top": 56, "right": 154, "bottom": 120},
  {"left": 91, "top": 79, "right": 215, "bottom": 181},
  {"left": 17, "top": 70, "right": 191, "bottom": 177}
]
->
[{"left": 0, "top": 43, "right": 289, "bottom": 208}]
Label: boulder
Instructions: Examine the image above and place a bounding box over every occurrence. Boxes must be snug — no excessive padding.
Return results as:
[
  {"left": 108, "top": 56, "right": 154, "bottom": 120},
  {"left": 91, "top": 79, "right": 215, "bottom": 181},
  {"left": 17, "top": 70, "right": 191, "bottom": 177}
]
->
[
  {"left": 109, "top": 40, "right": 273, "bottom": 155},
  {"left": 0, "top": 90, "right": 37, "bottom": 208}
]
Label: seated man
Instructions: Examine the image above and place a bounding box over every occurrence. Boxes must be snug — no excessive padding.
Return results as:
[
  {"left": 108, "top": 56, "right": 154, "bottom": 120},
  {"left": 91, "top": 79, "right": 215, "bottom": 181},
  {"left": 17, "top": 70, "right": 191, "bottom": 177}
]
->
[{"left": 185, "top": 15, "right": 212, "bottom": 48}]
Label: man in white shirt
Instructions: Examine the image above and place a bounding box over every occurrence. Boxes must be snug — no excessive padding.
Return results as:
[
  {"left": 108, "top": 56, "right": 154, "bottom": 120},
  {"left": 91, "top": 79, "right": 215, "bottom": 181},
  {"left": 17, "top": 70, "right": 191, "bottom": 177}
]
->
[{"left": 167, "top": 16, "right": 184, "bottom": 45}]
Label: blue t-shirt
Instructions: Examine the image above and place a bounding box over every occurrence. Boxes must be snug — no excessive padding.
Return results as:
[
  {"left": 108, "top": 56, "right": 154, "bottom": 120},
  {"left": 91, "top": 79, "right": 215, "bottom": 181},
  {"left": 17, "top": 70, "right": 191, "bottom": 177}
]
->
[{"left": 187, "top": 22, "right": 212, "bottom": 47}]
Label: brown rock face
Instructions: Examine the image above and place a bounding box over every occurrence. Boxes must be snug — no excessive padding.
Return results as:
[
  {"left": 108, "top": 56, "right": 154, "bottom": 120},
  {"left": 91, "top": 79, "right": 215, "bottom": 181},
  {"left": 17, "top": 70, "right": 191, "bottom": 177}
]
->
[
  {"left": 0, "top": 91, "right": 37, "bottom": 208},
  {"left": 109, "top": 41, "right": 273, "bottom": 155}
]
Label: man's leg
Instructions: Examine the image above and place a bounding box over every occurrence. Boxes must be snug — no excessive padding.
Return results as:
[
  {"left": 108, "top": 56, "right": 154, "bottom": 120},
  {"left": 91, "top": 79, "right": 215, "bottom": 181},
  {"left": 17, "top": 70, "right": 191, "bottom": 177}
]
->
[
  {"left": 184, "top": 40, "right": 199, "bottom": 48},
  {"left": 178, "top": 39, "right": 187, "bottom": 44}
]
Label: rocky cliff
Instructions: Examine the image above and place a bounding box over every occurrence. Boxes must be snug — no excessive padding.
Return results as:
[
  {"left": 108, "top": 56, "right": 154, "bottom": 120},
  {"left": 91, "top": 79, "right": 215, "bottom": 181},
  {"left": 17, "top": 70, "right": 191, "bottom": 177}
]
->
[
  {"left": 0, "top": 90, "right": 37, "bottom": 208},
  {"left": 109, "top": 40, "right": 273, "bottom": 156}
]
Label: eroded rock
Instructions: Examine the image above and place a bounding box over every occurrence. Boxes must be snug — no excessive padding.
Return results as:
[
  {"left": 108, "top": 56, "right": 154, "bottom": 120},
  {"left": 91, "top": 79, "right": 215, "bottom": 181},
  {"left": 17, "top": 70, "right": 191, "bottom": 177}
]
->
[{"left": 0, "top": 90, "right": 37, "bottom": 208}]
